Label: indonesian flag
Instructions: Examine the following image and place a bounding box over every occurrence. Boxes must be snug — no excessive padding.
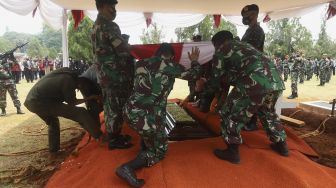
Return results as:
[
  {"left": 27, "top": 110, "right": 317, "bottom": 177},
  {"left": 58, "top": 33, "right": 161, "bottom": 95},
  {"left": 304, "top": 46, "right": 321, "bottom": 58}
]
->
[{"left": 130, "top": 42, "right": 215, "bottom": 69}]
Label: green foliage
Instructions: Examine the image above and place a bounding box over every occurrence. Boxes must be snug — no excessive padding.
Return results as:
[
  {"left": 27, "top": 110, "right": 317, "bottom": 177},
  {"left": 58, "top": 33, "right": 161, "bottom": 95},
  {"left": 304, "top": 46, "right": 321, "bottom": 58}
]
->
[
  {"left": 68, "top": 16, "right": 94, "bottom": 62},
  {"left": 26, "top": 37, "right": 48, "bottom": 58},
  {"left": 175, "top": 15, "right": 238, "bottom": 42},
  {"left": 0, "top": 37, "right": 14, "bottom": 52},
  {"left": 39, "top": 24, "right": 62, "bottom": 51},
  {"left": 140, "top": 23, "right": 164, "bottom": 44}
]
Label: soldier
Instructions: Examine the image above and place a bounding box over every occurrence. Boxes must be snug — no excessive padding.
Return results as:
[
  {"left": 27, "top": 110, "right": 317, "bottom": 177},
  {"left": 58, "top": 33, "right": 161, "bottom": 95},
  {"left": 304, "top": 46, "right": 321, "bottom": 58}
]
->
[
  {"left": 326, "top": 57, "right": 332, "bottom": 83},
  {"left": 299, "top": 54, "right": 306, "bottom": 84},
  {"left": 306, "top": 58, "right": 314, "bottom": 81},
  {"left": 0, "top": 61, "right": 24, "bottom": 116},
  {"left": 318, "top": 54, "right": 328, "bottom": 86},
  {"left": 241, "top": 4, "right": 265, "bottom": 131},
  {"left": 24, "top": 68, "right": 103, "bottom": 153},
  {"left": 205, "top": 31, "right": 288, "bottom": 164},
  {"left": 91, "top": 0, "right": 134, "bottom": 149},
  {"left": 288, "top": 52, "right": 303, "bottom": 99},
  {"left": 116, "top": 44, "right": 201, "bottom": 187},
  {"left": 282, "top": 55, "right": 290, "bottom": 81}
]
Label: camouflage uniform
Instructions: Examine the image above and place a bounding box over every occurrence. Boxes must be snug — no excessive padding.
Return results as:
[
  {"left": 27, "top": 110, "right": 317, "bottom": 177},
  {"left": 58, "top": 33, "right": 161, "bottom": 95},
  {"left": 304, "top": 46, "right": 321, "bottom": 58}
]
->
[
  {"left": 326, "top": 59, "right": 332, "bottom": 83},
  {"left": 290, "top": 56, "right": 302, "bottom": 94},
  {"left": 0, "top": 63, "right": 21, "bottom": 111},
  {"left": 282, "top": 59, "right": 290, "bottom": 81},
  {"left": 91, "top": 13, "right": 133, "bottom": 136},
  {"left": 298, "top": 58, "right": 306, "bottom": 83},
  {"left": 241, "top": 23, "right": 265, "bottom": 52},
  {"left": 124, "top": 56, "right": 200, "bottom": 166},
  {"left": 206, "top": 41, "right": 286, "bottom": 145},
  {"left": 306, "top": 59, "right": 314, "bottom": 81},
  {"left": 319, "top": 59, "right": 328, "bottom": 86}
]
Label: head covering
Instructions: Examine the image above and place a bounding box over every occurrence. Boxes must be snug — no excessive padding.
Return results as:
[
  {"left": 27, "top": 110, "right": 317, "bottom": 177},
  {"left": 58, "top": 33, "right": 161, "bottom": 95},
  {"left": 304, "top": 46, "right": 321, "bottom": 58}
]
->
[
  {"left": 241, "top": 4, "right": 259, "bottom": 16},
  {"left": 95, "top": 0, "right": 118, "bottom": 5}
]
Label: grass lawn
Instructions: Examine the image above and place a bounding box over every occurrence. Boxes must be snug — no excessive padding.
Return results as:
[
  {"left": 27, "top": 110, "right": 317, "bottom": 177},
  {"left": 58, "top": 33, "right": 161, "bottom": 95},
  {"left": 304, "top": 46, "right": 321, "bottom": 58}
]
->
[{"left": 0, "top": 74, "right": 335, "bottom": 187}]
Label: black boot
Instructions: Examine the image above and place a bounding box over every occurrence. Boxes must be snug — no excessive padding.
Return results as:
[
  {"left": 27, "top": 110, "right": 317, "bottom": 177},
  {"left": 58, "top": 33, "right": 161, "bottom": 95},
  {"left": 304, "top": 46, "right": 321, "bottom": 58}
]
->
[
  {"left": 108, "top": 134, "right": 133, "bottom": 150},
  {"left": 116, "top": 152, "right": 147, "bottom": 187},
  {"left": 242, "top": 114, "right": 258, "bottom": 131},
  {"left": 214, "top": 144, "right": 240, "bottom": 164},
  {"left": 0, "top": 108, "right": 6, "bottom": 116},
  {"left": 16, "top": 107, "right": 24, "bottom": 114},
  {"left": 271, "top": 141, "right": 289, "bottom": 156},
  {"left": 287, "top": 92, "right": 298, "bottom": 99}
]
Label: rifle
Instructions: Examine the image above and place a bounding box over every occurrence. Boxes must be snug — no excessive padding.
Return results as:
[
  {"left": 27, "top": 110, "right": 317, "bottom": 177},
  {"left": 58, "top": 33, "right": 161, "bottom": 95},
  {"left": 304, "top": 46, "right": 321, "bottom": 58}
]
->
[{"left": 0, "top": 42, "right": 29, "bottom": 64}]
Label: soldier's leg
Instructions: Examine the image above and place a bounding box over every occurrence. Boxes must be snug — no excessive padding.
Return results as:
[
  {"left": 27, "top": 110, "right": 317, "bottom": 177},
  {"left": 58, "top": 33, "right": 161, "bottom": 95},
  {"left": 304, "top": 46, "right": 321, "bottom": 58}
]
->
[
  {"left": 7, "top": 83, "right": 24, "bottom": 114},
  {"left": 37, "top": 115, "right": 61, "bottom": 152},
  {"left": 214, "top": 90, "right": 256, "bottom": 164},
  {"left": 0, "top": 84, "right": 7, "bottom": 116},
  {"left": 258, "top": 91, "right": 288, "bottom": 156},
  {"left": 288, "top": 72, "right": 298, "bottom": 99}
]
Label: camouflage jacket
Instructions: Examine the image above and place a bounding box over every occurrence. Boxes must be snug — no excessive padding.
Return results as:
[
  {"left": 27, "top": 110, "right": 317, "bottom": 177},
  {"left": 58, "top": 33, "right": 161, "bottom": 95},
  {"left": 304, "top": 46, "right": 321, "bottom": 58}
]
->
[
  {"left": 207, "top": 40, "right": 285, "bottom": 96},
  {"left": 91, "top": 13, "right": 131, "bottom": 87},
  {"left": 282, "top": 60, "right": 290, "bottom": 69},
  {"left": 127, "top": 56, "right": 201, "bottom": 108},
  {"left": 241, "top": 23, "right": 265, "bottom": 52},
  {"left": 291, "top": 56, "right": 303, "bottom": 72}
]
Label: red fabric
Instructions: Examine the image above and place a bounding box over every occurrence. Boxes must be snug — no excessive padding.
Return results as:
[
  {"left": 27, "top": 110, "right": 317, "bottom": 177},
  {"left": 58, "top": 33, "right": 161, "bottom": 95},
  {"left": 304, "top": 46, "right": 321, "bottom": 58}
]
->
[
  {"left": 46, "top": 106, "right": 336, "bottom": 188},
  {"left": 327, "top": 3, "right": 336, "bottom": 20},
  {"left": 71, "top": 10, "right": 85, "bottom": 29},
  {"left": 263, "top": 14, "right": 271, "bottom": 23},
  {"left": 130, "top": 43, "right": 183, "bottom": 63},
  {"left": 213, "top": 14, "right": 221, "bottom": 28}
]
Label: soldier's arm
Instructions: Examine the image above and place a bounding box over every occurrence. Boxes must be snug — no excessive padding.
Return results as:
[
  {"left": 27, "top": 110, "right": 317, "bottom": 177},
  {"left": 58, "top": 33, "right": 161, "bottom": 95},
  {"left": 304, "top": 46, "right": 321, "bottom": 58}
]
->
[{"left": 106, "top": 22, "right": 130, "bottom": 55}]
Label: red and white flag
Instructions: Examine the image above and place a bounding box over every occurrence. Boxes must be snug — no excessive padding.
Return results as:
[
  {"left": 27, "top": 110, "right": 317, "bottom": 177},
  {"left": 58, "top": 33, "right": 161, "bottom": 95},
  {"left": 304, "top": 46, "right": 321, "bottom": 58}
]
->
[{"left": 131, "top": 42, "right": 215, "bottom": 68}]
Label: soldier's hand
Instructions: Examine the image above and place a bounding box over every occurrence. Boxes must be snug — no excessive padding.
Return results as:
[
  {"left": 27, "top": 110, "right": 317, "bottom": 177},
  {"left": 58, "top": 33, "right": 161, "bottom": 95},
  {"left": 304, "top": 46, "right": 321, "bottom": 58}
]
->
[{"left": 188, "top": 47, "right": 200, "bottom": 62}]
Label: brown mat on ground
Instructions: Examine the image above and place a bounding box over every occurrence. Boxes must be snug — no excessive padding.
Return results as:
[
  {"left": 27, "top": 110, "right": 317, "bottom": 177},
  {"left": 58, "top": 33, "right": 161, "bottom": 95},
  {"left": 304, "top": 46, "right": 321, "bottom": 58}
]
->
[{"left": 46, "top": 107, "right": 336, "bottom": 188}]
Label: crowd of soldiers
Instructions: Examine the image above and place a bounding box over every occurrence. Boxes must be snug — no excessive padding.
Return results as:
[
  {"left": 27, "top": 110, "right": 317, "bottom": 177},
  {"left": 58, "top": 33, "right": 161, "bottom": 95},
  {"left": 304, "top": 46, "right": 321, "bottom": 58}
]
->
[{"left": 274, "top": 53, "right": 335, "bottom": 99}]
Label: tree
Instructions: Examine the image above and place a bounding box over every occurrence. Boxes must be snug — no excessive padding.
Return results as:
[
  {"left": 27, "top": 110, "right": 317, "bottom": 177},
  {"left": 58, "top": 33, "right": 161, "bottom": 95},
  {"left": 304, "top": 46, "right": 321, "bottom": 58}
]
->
[
  {"left": 140, "top": 23, "right": 164, "bottom": 44},
  {"left": 0, "top": 37, "right": 13, "bottom": 52},
  {"left": 175, "top": 15, "right": 238, "bottom": 42},
  {"left": 39, "top": 23, "right": 62, "bottom": 51},
  {"left": 68, "top": 16, "right": 94, "bottom": 61},
  {"left": 26, "top": 37, "right": 48, "bottom": 58},
  {"left": 265, "top": 18, "right": 314, "bottom": 57}
]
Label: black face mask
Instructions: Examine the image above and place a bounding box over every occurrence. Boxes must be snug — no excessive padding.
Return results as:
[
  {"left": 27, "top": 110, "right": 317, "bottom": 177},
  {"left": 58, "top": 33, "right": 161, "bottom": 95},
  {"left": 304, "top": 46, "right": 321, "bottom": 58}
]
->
[{"left": 242, "top": 16, "right": 251, "bottom": 25}]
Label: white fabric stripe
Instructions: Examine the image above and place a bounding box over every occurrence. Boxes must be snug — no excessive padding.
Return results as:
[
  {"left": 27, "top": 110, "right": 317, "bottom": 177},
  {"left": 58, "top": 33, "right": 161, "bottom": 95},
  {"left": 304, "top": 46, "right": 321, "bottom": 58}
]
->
[{"left": 179, "top": 42, "right": 215, "bottom": 69}]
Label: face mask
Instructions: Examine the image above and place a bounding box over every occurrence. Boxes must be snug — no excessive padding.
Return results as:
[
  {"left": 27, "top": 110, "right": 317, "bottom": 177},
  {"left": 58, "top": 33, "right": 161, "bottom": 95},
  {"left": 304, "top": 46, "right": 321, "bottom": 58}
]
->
[{"left": 242, "top": 16, "right": 251, "bottom": 25}]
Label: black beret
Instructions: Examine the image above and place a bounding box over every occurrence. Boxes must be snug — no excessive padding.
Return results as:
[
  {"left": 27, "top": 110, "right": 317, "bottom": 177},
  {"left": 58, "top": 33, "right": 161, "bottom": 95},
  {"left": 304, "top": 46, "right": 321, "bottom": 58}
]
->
[
  {"left": 95, "top": 0, "right": 118, "bottom": 5},
  {"left": 241, "top": 4, "right": 259, "bottom": 16}
]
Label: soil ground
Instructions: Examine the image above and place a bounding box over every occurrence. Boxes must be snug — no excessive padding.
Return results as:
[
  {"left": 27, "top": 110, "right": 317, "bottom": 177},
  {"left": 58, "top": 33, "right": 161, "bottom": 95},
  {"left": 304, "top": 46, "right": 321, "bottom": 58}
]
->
[{"left": 0, "top": 75, "right": 335, "bottom": 187}]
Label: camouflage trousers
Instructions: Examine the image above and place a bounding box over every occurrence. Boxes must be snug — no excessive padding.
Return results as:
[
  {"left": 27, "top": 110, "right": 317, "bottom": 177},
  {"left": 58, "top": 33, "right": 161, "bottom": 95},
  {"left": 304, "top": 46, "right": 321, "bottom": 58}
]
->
[
  {"left": 0, "top": 83, "right": 21, "bottom": 109},
  {"left": 124, "top": 104, "right": 168, "bottom": 166},
  {"left": 320, "top": 71, "right": 326, "bottom": 85},
  {"left": 299, "top": 70, "right": 305, "bottom": 83},
  {"left": 290, "top": 71, "right": 299, "bottom": 93},
  {"left": 326, "top": 69, "right": 332, "bottom": 82},
  {"left": 306, "top": 70, "right": 314, "bottom": 80},
  {"left": 101, "top": 88, "right": 128, "bottom": 135},
  {"left": 283, "top": 68, "right": 290, "bottom": 81},
  {"left": 218, "top": 89, "right": 287, "bottom": 145}
]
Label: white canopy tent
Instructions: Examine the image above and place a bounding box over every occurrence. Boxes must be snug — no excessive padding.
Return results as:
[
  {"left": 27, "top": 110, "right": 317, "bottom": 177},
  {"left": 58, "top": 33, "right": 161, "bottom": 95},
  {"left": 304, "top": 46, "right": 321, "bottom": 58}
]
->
[{"left": 0, "top": 0, "right": 335, "bottom": 66}]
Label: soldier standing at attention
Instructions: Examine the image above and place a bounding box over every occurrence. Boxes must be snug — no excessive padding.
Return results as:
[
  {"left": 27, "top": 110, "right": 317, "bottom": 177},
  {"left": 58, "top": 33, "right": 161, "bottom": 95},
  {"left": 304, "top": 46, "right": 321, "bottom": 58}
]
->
[
  {"left": 282, "top": 55, "right": 290, "bottom": 81},
  {"left": 92, "top": 0, "right": 133, "bottom": 149},
  {"left": 116, "top": 43, "right": 201, "bottom": 187},
  {"left": 206, "top": 31, "right": 288, "bottom": 164},
  {"left": 288, "top": 52, "right": 303, "bottom": 99},
  {"left": 318, "top": 54, "right": 328, "bottom": 86},
  {"left": 0, "top": 61, "right": 24, "bottom": 116},
  {"left": 241, "top": 4, "right": 265, "bottom": 131}
]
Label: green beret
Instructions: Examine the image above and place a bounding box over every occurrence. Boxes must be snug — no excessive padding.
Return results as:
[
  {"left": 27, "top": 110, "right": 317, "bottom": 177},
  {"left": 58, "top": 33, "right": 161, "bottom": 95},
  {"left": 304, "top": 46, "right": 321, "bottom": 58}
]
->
[{"left": 241, "top": 4, "right": 259, "bottom": 16}]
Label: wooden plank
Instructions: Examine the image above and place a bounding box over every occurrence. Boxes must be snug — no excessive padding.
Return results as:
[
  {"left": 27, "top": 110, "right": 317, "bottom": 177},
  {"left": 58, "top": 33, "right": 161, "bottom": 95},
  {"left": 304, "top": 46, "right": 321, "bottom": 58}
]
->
[{"left": 280, "top": 115, "right": 305, "bottom": 127}]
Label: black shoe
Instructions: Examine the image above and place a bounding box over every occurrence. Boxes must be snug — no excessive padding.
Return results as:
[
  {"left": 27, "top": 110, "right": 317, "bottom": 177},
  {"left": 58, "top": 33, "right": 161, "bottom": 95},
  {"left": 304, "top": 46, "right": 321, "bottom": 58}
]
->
[
  {"left": 287, "top": 93, "right": 298, "bottom": 99},
  {"left": 0, "top": 108, "right": 6, "bottom": 116},
  {"left": 271, "top": 141, "right": 289, "bottom": 156},
  {"left": 214, "top": 144, "right": 240, "bottom": 164},
  {"left": 108, "top": 135, "right": 133, "bottom": 150},
  {"left": 17, "top": 107, "right": 24, "bottom": 114},
  {"left": 116, "top": 165, "right": 145, "bottom": 188}
]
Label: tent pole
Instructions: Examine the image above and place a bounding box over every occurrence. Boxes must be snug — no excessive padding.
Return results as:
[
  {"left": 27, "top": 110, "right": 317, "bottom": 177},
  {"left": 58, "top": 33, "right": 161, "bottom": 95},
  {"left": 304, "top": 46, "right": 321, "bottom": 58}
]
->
[{"left": 62, "top": 8, "right": 69, "bottom": 67}]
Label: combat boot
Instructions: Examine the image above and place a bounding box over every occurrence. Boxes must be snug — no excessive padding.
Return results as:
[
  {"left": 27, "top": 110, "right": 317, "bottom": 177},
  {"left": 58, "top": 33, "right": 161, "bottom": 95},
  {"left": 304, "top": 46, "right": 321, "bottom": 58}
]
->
[
  {"left": 287, "top": 92, "right": 298, "bottom": 99},
  {"left": 108, "top": 134, "right": 133, "bottom": 150},
  {"left": 0, "top": 108, "right": 6, "bottom": 116},
  {"left": 116, "top": 152, "right": 147, "bottom": 187},
  {"left": 271, "top": 141, "right": 289, "bottom": 156},
  {"left": 214, "top": 144, "right": 240, "bottom": 164},
  {"left": 16, "top": 107, "right": 24, "bottom": 114}
]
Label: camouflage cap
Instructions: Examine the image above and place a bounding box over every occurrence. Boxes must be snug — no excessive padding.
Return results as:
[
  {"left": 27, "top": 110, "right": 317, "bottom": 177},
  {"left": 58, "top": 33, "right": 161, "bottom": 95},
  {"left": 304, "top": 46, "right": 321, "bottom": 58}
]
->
[{"left": 241, "top": 4, "right": 259, "bottom": 16}]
